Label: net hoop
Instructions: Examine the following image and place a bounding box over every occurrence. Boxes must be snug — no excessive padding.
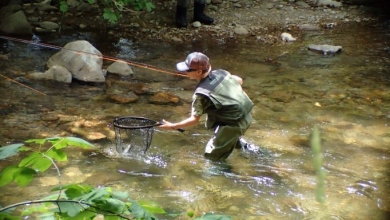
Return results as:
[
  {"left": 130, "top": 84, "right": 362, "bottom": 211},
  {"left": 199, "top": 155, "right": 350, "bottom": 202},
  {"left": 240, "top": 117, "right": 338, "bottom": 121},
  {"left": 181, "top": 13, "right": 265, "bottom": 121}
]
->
[
  {"left": 113, "top": 116, "right": 158, "bottom": 154},
  {"left": 113, "top": 116, "right": 159, "bottom": 129}
]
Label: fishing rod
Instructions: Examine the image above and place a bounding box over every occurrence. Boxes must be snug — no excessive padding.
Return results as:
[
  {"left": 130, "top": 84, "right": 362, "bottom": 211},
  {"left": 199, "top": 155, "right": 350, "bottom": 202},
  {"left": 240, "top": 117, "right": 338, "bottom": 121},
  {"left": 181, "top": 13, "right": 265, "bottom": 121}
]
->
[{"left": 0, "top": 35, "right": 188, "bottom": 94}]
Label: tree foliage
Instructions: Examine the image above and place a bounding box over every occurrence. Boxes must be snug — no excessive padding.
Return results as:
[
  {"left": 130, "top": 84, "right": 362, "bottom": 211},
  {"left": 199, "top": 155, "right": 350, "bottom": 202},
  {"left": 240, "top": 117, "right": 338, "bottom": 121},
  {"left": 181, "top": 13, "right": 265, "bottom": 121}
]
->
[{"left": 0, "top": 137, "right": 231, "bottom": 220}]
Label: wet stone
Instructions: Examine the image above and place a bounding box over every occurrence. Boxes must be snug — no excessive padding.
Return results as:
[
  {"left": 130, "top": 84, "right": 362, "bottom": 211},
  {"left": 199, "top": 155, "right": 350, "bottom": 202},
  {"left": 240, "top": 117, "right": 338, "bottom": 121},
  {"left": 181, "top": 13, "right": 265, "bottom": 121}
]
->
[
  {"left": 268, "top": 91, "right": 295, "bottom": 103},
  {"left": 289, "top": 135, "right": 310, "bottom": 148},
  {"left": 308, "top": 44, "right": 342, "bottom": 54},
  {"left": 149, "top": 91, "right": 181, "bottom": 105},
  {"left": 41, "top": 114, "right": 59, "bottom": 121},
  {"left": 109, "top": 92, "right": 139, "bottom": 104}
]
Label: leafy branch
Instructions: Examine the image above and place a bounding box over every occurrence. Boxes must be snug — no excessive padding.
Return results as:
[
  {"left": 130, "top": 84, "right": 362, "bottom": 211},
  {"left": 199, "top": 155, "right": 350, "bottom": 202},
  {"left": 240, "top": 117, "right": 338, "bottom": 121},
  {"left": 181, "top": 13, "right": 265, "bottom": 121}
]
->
[
  {"left": 0, "top": 137, "right": 164, "bottom": 219},
  {"left": 0, "top": 137, "right": 232, "bottom": 219}
]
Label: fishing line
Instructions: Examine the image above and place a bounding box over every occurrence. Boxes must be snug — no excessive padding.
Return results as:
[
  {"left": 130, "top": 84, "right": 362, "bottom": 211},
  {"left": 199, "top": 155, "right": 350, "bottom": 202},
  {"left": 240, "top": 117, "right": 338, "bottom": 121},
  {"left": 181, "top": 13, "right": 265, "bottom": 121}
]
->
[
  {"left": 0, "top": 73, "right": 46, "bottom": 96},
  {"left": 0, "top": 35, "right": 188, "bottom": 95}
]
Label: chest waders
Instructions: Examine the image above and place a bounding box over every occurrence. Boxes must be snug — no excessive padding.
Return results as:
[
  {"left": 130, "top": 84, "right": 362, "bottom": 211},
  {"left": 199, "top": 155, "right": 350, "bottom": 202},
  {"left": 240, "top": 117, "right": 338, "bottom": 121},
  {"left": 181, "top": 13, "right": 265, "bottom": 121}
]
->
[{"left": 195, "top": 70, "right": 254, "bottom": 160}]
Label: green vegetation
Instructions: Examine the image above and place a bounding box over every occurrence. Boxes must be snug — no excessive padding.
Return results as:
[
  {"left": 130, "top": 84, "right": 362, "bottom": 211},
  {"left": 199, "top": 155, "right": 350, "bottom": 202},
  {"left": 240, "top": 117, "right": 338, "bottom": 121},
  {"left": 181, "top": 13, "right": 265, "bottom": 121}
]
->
[
  {"left": 310, "top": 125, "right": 326, "bottom": 203},
  {"left": 0, "top": 137, "right": 231, "bottom": 219},
  {"left": 59, "top": 0, "right": 155, "bottom": 25}
]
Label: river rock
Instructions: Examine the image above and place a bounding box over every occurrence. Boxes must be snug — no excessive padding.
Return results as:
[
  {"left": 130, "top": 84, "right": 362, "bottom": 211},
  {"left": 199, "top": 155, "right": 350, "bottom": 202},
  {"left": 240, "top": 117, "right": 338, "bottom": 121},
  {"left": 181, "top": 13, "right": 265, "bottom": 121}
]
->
[
  {"left": 295, "top": 1, "right": 310, "bottom": 8},
  {"left": 308, "top": 44, "right": 342, "bottom": 54},
  {"left": 268, "top": 91, "right": 295, "bottom": 103},
  {"left": 33, "top": 0, "right": 57, "bottom": 11},
  {"left": 149, "top": 92, "right": 181, "bottom": 105},
  {"left": 39, "top": 21, "right": 59, "bottom": 31},
  {"left": 66, "top": 0, "right": 80, "bottom": 8},
  {"left": 281, "top": 32, "right": 297, "bottom": 42},
  {"left": 109, "top": 92, "right": 139, "bottom": 104},
  {"left": 46, "top": 40, "right": 105, "bottom": 83},
  {"left": 41, "top": 114, "right": 59, "bottom": 121},
  {"left": 0, "top": 9, "right": 32, "bottom": 35},
  {"left": 299, "top": 24, "right": 321, "bottom": 31},
  {"left": 29, "top": 65, "right": 72, "bottom": 83},
  {"left": 192, "top": 21, "right": 201, "bottom": 28},
  {"left": 0, "top": 4, "right": 21, "bottom": 18},
  {"left": 234, "top": 26, "right": 249, "bottom": 35},
  {"left": 107, "top": 61, "right": 134, "bottom": 76},
  {"left": 77, "top": 2, "right": 93, "bottom": 12},
  {"left": 316, "top": 0, "right": 342, "bottom": 7}
]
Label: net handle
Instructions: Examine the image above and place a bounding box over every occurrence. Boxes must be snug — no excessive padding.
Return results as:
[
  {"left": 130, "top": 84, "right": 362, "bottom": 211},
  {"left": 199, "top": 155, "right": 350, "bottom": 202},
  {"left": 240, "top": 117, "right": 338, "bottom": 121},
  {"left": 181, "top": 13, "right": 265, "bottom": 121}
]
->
[{"left": 113, "top": 116, "right": 185, "bottom": 133}]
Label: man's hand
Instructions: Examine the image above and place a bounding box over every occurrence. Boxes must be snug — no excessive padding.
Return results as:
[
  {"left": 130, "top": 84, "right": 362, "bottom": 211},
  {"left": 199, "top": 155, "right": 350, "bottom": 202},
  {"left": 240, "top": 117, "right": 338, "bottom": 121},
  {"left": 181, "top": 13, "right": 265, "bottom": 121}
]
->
[{"left": 159, "top": 119, "right": 176, "bottom": 129}]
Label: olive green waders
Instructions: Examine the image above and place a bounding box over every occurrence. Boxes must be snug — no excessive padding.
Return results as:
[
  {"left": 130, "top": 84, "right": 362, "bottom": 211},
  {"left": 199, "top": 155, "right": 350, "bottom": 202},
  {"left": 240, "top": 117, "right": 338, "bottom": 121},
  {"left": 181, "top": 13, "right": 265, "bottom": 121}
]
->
[{"left": 204, "top": 113, "right": 252, "bottom": 160}]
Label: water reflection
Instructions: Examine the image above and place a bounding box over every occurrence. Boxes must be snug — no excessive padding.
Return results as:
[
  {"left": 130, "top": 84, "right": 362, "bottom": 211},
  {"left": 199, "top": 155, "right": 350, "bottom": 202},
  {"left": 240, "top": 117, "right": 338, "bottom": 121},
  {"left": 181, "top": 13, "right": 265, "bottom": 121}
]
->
[{"left": 0, "top": 22, "right": 390, "bottom": 219}]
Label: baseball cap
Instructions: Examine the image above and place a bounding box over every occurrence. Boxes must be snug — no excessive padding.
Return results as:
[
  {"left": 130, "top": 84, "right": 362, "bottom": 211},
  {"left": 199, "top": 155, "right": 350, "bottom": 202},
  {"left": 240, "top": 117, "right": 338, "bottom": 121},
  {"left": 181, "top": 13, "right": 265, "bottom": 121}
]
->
[{"left": 176, "top": 52, "right": 210, "bottom": 72}]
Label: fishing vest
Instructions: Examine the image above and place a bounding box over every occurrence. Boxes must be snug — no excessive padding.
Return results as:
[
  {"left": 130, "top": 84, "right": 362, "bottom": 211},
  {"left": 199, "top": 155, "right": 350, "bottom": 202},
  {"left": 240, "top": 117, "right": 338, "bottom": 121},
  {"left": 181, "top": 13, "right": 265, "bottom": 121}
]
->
[{"left": 195, "top": 69, "right": 254, "bottom": 128}]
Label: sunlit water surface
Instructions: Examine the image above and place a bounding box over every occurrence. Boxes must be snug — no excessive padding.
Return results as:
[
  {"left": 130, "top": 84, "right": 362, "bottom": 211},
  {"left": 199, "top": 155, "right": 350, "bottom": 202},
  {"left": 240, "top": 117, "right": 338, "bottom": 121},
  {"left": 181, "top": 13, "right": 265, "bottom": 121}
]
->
[{"left": 0, "top": 21, "right": 389, "bottom": 219}]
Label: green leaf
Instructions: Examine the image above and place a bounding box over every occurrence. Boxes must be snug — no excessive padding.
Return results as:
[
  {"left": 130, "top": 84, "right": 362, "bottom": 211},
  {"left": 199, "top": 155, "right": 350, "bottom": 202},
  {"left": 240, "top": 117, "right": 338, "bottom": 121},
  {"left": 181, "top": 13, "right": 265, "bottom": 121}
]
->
[
  {"left": 145, "top": 2, "right": 155, "bottom": 12},
  {"left": 19, "top": 152, "right": 42, "bottom": 167},
  {"left": 52, "top": 183, "right": 93, "bottom": 193},
  {"left": 19, "top": 146, "right": 32, "bottom": 151},
  {"left": 74, "top": 188, "right": 110, "bottom": 204},
  {"left": 104, "top": 215, "right": 123, "bottom": 220},
  {"left": 87, "top": 0, "right": 95, "bottom": 4},
  {"left": 13, "top": 167, "right": 37, "bottom": 186},
  {"left": 0, "top": 143, "right": 23, "bottom": 160},
  {"left": 46, "top": 148, "right": 67, "bottom": 161},
  {"left": 60, "top": 1, "right": 68, "bottom": 13},
  {"left": 187, "top": 211, "right": 195, "bottom": 218},
  {"left": 64, "top": 188, "right": 86, "bottom": 199},
  {"left": 128, "top": 199, "right": 155, "bottom": 220},
  {"left": 103, "top": 8, "right": 118, "bottom": 25},
  {"left": 63, "top": 210, "right": 97, "bottom": 220},
  {"left": 0, "top": 212, "right": 20, "bottom": 220},
  {"left": 25, "top": 138, "right": 48, "bottom": 145},
  {"left": 19, "top": 152, "right": 52, "bottom": 172},
  {"left": 32, "top": 156, "right": 52, "bottom": 172},
  {"left": 138, "top": 200, "right": 165, "bottom": 214},
  {"left": 0, "top": 165, "right": 19, "bottom": 187},
  {"left": 112, "top": 190, "right": 130, "bottom": 201},
  {"left": 49, "top": 137, "right": 95, "bottom": 149},
  {"left": 57, "top": 201, "right": 84, "bottom": 217},
  {"left": 195, "top": 213, "right": 232, "bottom": 220},
  {"left": 94, "top": 198, "right": 127, "bottom": 214},
  {"left": 51, "top": 184, "right": 93, "bottom": 199}
]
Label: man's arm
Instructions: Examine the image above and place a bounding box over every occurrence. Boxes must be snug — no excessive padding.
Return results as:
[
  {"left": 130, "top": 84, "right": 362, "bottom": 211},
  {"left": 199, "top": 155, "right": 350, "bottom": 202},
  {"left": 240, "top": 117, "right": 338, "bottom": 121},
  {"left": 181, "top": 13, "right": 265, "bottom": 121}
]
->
[{"left": 160, "top": 115, "right": 200, "bottom": 130}]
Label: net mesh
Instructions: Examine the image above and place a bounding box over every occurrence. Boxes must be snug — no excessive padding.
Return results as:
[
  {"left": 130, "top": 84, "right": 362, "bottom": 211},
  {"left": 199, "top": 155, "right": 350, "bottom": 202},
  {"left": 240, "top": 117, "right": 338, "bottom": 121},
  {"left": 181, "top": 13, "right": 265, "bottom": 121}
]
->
[{"left": 113, "top": 117, "right": 158, "bottom": 154}]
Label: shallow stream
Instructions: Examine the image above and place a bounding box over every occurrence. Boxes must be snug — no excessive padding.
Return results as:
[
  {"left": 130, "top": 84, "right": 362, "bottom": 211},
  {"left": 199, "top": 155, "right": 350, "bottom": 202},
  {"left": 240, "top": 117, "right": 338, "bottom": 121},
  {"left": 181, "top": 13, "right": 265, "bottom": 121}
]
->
[{"left": 0, "top": 20, "right": 389, "bottom": 219}]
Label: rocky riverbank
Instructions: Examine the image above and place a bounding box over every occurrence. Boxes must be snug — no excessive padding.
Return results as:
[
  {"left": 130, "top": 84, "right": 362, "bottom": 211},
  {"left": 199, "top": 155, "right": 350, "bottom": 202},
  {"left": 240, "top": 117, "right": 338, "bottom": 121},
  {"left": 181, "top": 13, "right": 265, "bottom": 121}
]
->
[{"left": 1, "top": 0, "right": 389, "bottom": 45}]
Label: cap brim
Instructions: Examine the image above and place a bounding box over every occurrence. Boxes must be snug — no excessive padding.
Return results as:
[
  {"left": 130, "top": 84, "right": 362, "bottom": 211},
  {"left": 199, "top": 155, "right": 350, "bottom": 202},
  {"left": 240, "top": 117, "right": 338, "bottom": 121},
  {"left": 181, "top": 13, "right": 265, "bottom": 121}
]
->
[{"left": 176, "top": 62, "right": 190, "bottom": 72}]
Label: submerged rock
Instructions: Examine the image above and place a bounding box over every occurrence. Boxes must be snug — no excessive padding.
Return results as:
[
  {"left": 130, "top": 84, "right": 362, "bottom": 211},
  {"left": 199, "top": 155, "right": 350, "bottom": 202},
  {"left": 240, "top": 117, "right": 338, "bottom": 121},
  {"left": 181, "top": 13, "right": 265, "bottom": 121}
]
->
[
  {"left": 149, "top": 92, "right": 181, "bottom": 105},
  {"left": 109, "top": 92, "right": 139, "bottom": 104},
  {"left": 308, "top": 44, "right": 342, "bottom": 55}
]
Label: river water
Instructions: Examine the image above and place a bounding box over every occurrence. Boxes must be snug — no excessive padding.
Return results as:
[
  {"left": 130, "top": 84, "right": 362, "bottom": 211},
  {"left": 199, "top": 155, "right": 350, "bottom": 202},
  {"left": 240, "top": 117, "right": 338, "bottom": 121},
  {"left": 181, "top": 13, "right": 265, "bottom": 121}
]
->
[{"left": 0, "top": 19, "right": 389, "bottom": 219}]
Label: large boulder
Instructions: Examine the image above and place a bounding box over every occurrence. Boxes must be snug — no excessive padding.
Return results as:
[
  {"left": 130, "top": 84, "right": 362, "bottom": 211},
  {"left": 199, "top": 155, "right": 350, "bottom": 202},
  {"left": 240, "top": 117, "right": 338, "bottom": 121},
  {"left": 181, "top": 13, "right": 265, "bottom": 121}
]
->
[
  {"left": 46, "top": 40, "right": 105, "bottom": 83},
  {"left": 0, "top": 5, "right": 32, "bottom": 35}
]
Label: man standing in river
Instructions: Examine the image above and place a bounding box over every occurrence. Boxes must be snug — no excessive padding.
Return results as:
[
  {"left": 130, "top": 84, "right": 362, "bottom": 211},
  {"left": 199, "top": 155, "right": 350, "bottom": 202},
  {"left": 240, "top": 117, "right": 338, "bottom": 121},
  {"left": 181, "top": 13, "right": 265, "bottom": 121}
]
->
[{"left": 159, "top": 52, "right": 254, "bottom": 160}]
